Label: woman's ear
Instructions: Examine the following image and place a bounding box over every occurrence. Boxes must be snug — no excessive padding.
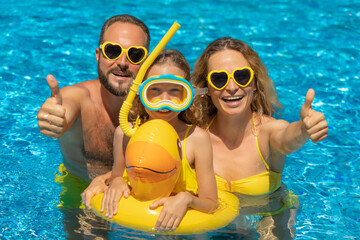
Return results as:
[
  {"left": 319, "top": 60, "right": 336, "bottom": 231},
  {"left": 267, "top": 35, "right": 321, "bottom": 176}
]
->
[
  {"left": 253, "top": 76, "right": 257, "bottom": 92},
  {"left": 205, "top": 81, "right": 210, "bottom": 96}
]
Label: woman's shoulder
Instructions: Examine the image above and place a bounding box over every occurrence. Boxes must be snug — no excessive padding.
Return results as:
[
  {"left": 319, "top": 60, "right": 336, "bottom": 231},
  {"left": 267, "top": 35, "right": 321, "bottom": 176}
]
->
[{"left": 258, "top": 114, "right": 290, "bottom": 132}]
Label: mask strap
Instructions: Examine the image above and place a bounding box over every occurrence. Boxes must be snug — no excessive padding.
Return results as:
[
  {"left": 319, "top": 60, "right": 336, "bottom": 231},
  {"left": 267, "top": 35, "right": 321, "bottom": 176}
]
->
[{"left": 194, "top": 87, "right": 208, "bottom": 96}]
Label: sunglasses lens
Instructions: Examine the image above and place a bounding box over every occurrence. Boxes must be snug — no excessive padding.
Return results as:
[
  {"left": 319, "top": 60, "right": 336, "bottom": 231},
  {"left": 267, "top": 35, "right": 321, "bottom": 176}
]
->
[
  {"left": 210, "top": 72, "right": 228, "bottom": 89},
  {"left": 234, "top": 69, "right": 251, "bottom": 85},
  {"left": 128, "top": 47, "right": 146, "bottom": 63},
  {"left": 104, "top": 44, "right": 122, "bottom": 60}
]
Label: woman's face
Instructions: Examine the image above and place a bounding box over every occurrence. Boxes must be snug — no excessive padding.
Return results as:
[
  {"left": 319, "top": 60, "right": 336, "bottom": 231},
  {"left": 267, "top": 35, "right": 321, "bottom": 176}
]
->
[
  {"left": 144, "top": 63, "right": 186, "bottom": 123},
  {"left": 207, "top": 49, "right": 256, "bottom": 116}
]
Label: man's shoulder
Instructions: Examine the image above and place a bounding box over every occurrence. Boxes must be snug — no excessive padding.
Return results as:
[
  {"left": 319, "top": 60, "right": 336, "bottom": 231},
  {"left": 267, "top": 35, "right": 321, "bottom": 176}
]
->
[
  {"left": 76, "top": 79, "right": 100, "bottom": 88},
  {"left": 61, "top": 79, "right": 100, "bottom": 98}
]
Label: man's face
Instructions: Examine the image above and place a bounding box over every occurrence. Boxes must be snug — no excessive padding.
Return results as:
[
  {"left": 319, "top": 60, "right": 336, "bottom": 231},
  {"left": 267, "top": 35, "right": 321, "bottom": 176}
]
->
[{"left": 96, "top": 22, "right": 148, "bottom": 97}]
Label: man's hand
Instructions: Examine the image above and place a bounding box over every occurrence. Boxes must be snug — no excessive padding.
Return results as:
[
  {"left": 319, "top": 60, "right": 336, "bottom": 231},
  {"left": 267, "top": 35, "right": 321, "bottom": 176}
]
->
[{"left": 37, "top": 75, "right": 66, "bottom": 138}]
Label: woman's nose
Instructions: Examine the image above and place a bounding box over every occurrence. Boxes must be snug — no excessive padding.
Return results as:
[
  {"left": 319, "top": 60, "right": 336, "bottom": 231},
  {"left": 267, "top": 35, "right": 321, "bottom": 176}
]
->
[{"left": 226, "top": 77, "right": 239, "bottom": 91}]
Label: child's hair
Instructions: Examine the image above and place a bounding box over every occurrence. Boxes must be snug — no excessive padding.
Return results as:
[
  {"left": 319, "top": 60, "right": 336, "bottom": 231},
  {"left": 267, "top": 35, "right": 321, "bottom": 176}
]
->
[{"left": 129, "top": 49, "right": 195, "bottom": 124}]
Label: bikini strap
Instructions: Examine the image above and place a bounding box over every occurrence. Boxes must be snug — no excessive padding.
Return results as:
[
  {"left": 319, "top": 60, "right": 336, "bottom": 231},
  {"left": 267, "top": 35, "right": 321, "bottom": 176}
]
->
[
  {"left": 252, "top": 113, "right": 269, "bottom": 170},
  {"left": 206, "top": 117, "right": 216, "bottom": 131},
  {"left": 182, "top": 125, "right": 194, "bottom": 160}
]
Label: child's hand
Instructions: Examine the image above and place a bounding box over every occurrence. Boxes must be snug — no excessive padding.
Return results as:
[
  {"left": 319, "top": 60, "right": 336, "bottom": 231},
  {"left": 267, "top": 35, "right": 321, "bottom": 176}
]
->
[
  {"left": 300, "top": 89, "right": 328, "bottom": 143},
  {"left": 101, "top": 177, "right": 130, "bottom": 218},
  {"left": 81, "top": 175, "right": 108, "bottom": 209},
  {"left": 149, "top": 192, "right": 191, "bottom": 232}
]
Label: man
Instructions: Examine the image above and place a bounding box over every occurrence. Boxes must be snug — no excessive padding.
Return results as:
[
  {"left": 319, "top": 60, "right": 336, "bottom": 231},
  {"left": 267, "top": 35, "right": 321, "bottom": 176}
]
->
[
  {"left": 37, "top": 15, "right": 150, "bottom": 184},
  {"left": 37, "top": 15, "right": 151, "bottom": 238}
]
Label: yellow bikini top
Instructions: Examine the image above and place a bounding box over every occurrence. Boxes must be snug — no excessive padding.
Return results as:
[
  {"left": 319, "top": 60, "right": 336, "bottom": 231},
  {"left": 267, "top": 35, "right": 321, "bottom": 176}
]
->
[
  {"left": 172, "top": 125, "right": 199, "bottom": 195},
  {"left": 208, "top": 114, "right": 282, "bottom": 196}
]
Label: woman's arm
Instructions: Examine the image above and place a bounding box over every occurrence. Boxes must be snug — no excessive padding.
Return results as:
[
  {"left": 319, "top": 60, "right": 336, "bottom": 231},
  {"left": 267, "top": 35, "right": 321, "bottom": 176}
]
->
[{"left": 269, "top": 89, "right": 328, "bottom": 155}]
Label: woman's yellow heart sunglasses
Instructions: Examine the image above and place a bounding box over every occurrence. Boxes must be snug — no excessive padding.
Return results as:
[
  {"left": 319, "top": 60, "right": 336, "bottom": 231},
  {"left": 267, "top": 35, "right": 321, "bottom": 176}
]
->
[
  {"left": 207, "top": 66, "right": 255, "bottom": 90},
  {"left": 99, "top": 41, "right": 148, "bottom": 64}
]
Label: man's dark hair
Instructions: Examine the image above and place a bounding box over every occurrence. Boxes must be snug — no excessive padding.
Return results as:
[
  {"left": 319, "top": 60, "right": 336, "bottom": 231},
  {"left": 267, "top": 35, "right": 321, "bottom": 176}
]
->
[{"left": 98, "top": 14, "right": 150, "bottom": 49}]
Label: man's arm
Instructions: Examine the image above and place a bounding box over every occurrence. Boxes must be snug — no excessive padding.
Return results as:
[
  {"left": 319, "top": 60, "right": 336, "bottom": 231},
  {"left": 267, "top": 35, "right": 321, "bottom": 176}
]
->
[{"left": 37, "top": 74, "right": 83, "bottom": 138}]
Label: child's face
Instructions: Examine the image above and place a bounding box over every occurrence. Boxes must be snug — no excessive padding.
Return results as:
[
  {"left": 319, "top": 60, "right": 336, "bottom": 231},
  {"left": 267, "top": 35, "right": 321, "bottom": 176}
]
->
[
  {"left": 146, "top": 82, "right": 184, "bottom": 106},
  {"left": 144, "top": 63, "right": 186, "bottom": 122}
]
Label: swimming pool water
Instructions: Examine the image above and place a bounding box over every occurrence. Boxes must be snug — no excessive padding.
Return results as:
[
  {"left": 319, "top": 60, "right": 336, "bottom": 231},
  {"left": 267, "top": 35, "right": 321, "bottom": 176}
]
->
[{"left": 1, "top": 0, "right": 359, "bottom": 239}]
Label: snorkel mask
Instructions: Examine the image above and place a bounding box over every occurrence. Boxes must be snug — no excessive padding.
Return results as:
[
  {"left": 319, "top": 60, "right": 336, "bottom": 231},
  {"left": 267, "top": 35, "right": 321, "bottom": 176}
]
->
[{"left": 138, "top": 74, "right": 207, "bottom": 112}]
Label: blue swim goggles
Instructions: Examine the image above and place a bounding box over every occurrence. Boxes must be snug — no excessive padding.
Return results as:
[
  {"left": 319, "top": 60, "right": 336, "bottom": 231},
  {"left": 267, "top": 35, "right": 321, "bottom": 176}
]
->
[{"left": 138, "top": 74, "right": 207, "bottom": 112}]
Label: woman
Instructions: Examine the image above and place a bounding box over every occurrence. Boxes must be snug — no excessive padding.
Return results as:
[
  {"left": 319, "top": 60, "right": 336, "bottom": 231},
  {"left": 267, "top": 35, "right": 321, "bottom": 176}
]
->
[{"left": 190, "top": 37, "right": 328, "bottom": 238}]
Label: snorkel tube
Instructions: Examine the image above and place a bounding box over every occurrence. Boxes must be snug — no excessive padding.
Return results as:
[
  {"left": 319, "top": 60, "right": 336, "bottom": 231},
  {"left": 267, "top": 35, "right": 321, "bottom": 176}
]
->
[{"left": 119, "top": 22, "right": 181, "bottom": 137}]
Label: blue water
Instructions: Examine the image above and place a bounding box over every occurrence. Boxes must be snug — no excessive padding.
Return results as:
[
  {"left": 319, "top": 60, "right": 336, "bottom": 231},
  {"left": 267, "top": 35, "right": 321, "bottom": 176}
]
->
[{"left": 1, "top": 0, "right": 359, "bottom": 239}]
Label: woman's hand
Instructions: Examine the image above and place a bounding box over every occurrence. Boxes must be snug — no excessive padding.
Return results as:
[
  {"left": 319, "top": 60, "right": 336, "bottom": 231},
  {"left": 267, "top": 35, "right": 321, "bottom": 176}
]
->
[
  {"left": 101, "top": 177, "right": 130, "bottom": 218},
  {"left": 300, "top": 89, "right": 328, "bottom": 143},
  {"left": 149, "top": 192, "right": 192, "bottom": 232}
]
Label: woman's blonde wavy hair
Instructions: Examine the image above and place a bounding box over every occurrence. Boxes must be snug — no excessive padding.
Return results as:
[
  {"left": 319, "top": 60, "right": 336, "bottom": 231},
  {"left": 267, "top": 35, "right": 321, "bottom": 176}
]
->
[
  {"left": 129, "top": 49, "right": 195, "bottom": 124},
  {"left": 190, "top": 37, "right": 283, "bottom": 127}
]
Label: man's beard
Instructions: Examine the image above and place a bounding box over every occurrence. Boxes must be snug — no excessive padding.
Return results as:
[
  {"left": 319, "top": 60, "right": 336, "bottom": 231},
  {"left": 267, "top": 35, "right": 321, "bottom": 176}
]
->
[{"left": 98, "top": 66, "right": 133, "bottom": 97}]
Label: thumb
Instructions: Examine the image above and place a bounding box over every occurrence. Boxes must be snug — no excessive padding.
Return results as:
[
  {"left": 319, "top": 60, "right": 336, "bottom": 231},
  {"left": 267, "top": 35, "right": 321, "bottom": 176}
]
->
[
  {"left": 301, "top": 89, "right": 315, "bottom": 119},
  {"left": 84, "top": 191, "right": 96, "bottom": 209},
  {"left": 46, "top": 74, "right": 62, "bottom": 105},
  {"left": 123, "top": 188, "right": 131, "bottom": 198},
  {"left": 149, "top": 198, "right": 167, "bottom": 209}
]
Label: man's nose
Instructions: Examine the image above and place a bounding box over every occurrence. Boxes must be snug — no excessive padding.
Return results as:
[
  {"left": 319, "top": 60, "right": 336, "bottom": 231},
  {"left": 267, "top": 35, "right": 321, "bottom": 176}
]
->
[{"left": 116, "top": 52, "right": 129, "bottom": 69}]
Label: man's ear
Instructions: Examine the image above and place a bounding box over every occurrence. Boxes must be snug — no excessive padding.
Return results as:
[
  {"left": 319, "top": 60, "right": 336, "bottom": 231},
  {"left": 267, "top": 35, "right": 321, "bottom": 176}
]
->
[{"left": 95, "top": 48, "right": 100, "bottom": 63}]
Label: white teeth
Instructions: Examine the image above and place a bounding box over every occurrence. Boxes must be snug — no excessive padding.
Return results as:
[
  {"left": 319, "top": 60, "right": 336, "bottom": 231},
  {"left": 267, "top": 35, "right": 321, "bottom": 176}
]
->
[
  {"left": 159, "top": 110, "right": 170, "bottom": 113},
  {"left": 113, "top": 72, "right": 128, "bottom": 77},
  {"left": 223, "top": 96, "right": 243, "bottom": 101}
]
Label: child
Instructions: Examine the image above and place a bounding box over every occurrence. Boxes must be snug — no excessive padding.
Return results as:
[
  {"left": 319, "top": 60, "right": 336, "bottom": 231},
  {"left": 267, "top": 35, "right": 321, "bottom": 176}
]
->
[{"left": 94, "top": 49, "right": 218, "bottom": 231}]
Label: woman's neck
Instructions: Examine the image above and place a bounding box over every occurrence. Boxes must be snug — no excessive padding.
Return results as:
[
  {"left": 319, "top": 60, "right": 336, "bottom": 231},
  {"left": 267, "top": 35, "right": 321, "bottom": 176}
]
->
[{"left": 210, "top": 110, "right": 253, "bottom": 148}]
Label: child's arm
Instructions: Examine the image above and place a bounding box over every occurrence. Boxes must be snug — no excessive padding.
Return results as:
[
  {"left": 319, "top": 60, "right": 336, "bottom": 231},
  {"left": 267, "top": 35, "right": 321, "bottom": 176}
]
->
[
  {"left": 100, "top": 126, "right": 130, "bottom": 218},
  {"left": 150, "top": 128, "right": 218, "bottom": 231},
  {"left": 269, "top": 89, "right": 328, "bottom": 155},
  {"left": 187, "top": 129, "right": 218, "bottom": 212}
]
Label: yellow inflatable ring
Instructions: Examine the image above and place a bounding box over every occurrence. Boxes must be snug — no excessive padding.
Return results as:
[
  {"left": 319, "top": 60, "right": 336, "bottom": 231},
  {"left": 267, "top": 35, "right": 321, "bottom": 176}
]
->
[{"left": 91, "top": 190, "right": 239, "bottom": 234}]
